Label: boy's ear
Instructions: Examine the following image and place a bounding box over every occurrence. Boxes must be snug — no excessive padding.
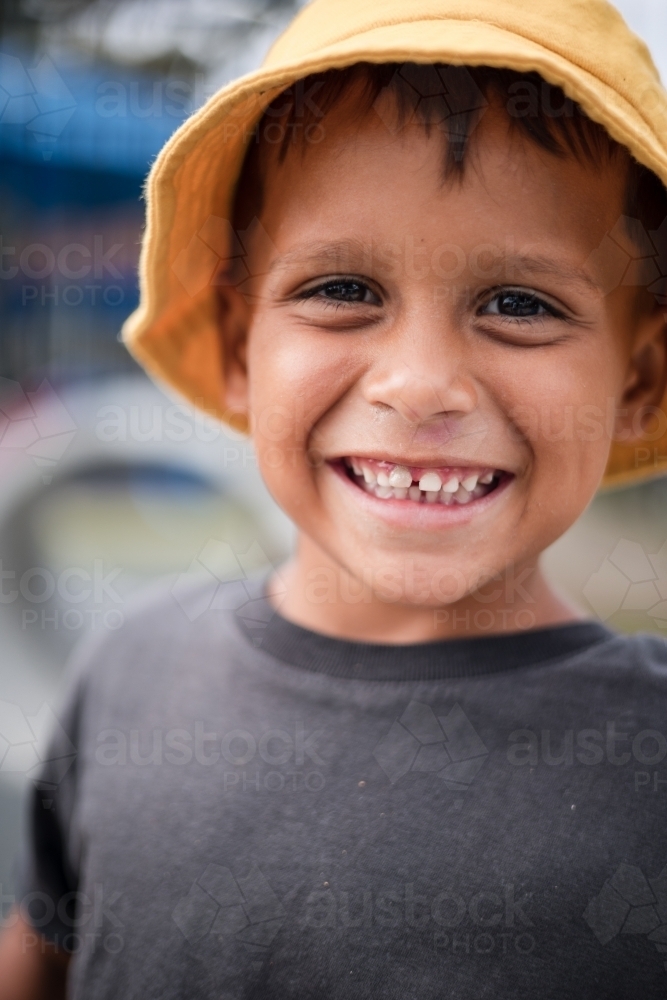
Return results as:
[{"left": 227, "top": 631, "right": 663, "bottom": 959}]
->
[
  {"left": 616, "top": 299, "right": 667, "bottom": 442},
  {"left": 217, "top": 280, "right": 252, "bottom": 417}
]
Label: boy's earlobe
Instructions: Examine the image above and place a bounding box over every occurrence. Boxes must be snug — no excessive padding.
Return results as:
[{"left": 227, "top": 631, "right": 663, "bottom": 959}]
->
[
  {"left": 616, "top": 306, "right": 667, "bottom": 443},
  {"left": 216, "top": 282, "right": 251, "bottom": 415}
]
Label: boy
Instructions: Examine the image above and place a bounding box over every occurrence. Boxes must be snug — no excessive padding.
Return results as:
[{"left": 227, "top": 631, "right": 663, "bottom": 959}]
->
[{"left": 3, "top": 0, "right": 667, "bottom": 995}]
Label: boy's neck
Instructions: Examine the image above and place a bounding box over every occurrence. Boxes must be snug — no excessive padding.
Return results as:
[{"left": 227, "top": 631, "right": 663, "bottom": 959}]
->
[{"left": 266, "top": 535, "right": 582, "bottom": 645}]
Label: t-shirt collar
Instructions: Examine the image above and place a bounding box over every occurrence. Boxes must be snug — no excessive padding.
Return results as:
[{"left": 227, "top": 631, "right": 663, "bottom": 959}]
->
[{"left": 234, "top": 576, "right": 613, "bottom": 682}]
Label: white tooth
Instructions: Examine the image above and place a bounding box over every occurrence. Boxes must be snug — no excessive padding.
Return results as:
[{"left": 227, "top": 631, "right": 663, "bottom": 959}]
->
[
  {"left": 363, "top": 466, "right": 377, "bottom": 484},
  {"left": 453, "top": 486, "right": 471, "bottom": 504},
  {"left": 479, "top": 471, "right": 494, "bottom": 484},
  {"left": 393, "top": 487, "right": 408, "bottom": 500},
  {"left": 377, "top": 471, "right": 390, "bottom": 487},
  {"left": 425, "top": 491, "right": 439, "bottom": 503},
  {"left": 376, "top": 486, "right": 393, "bottom": 499},
  {"left": 441, "top": 476, "right": 459, "bottom": 493},
  {"left": 408, "top": 485, "right": 422, "bottom": 501},
  {"left": 418, "top": 471, "right": 442, "bottom": 492},
  {"left": 472, "top": 485, "right": 486, "bottom": 498},
  {"left": 461, "top": 474, "right": 479, "bottom": 491},
  {"left": 388, "top": 465, "right": 412, "bottom": 488},
  {"left": 439, "top": 491, "right": 453, "bottom": 505},
  {"left": 351, "top": 459, "right": 362, "bottom": 475}
]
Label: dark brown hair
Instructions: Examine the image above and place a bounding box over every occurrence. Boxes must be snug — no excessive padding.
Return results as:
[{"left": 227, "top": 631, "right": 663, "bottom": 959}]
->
[{"left": 231, "top": 62, "right": 667, "bottom": 265}]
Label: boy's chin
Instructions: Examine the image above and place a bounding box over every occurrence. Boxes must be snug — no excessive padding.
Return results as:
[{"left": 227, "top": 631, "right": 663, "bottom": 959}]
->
[{"left": 331, "top": 551, "right": 500, "bottom": 608}]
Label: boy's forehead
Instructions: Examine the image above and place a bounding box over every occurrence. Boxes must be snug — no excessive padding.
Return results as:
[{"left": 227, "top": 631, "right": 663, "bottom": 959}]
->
[{"left": 255, "top": 95, "right": 628, "bottom": 259}]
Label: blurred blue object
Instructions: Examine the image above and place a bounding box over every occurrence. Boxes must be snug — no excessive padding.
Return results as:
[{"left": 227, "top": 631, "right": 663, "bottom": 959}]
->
[
  {"left": 0, "top": 44, "right": 190, "bottom": 179},
  {"left": 0, "top": 40, "right": 193, "bottom": 387}
]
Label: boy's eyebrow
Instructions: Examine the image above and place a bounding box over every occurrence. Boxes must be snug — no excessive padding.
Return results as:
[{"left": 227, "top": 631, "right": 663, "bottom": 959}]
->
[
  {"left": 266, "top": 240, "right": 604, "bottom": 294},
  {"left": 266, "top": 238, "right": 371, "bottom": 273},
  {"left": 503, "top": 254, "right": 604, "bottom": 294}
]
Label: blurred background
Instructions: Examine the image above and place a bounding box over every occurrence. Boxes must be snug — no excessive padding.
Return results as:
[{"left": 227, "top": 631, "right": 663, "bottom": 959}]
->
[{"left": 0, "top": 0, "right": 666, "bottom": 901}]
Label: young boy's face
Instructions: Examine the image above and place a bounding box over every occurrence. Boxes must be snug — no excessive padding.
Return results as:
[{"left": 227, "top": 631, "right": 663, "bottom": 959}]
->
[{"left": 224, "top": 88, "right": 665, "bottom": 609}]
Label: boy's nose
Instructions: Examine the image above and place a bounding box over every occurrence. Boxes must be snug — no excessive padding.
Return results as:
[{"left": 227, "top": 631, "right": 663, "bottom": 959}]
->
[{"left": 362, "top": 351, "right": 479, "bottom": 426}]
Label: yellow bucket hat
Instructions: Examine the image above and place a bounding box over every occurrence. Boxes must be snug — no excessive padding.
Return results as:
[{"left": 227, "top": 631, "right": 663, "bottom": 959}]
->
[{"left": 121, "top": 0, "right": 667, "bottom": 490}]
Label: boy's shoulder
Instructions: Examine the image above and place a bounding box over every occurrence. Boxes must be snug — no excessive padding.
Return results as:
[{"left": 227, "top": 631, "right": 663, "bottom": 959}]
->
[
  {"left": 533, "top": 624, "right": 667, "bottom": 693},
  {"left": 65, "top": 573, "right": 264, "bottom": 701},
  {"left": 614, "top": 628, "right": 667, "bottom": 678},
  {"left": 103, "top": 571, "right": 255, "bottom": 641}
]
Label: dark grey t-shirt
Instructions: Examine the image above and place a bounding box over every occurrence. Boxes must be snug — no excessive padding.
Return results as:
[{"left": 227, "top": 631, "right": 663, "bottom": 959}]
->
[{"left": 16, "top": 576, "right": 667, "bottom": 998}]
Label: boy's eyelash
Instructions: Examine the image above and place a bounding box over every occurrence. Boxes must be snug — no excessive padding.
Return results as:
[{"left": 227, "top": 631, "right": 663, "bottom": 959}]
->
[
  {"left": 297, "top": 277, "right": 380, "bottom": 304},
  {"left": 306, "top": 296, "right": 360, "bottom": 313},
  {"left": 478, "top": 288, "right": 566, "bottom": 322}
]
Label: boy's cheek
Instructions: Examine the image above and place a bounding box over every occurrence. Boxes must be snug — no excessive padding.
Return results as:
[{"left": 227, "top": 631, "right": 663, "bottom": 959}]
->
[
  {"left": 501, "top": 345, "right": 622, "bottom": 453},
  {"left": 248, "top": 328, "right": 363, "bottom": 443},
  {"left": 508, "top": 403, "right": 613, "bottom": 504},
  {"left": 506, "top": 400, "right": 615, "bottom": 450}
]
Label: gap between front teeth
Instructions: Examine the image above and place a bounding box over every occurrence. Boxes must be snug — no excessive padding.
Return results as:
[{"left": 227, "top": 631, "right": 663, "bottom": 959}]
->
[{"left": 348, "top": 460, "right": 499, "bottom": 505}]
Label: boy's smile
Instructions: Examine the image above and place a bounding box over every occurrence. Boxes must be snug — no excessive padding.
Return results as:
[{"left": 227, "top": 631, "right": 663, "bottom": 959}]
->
[
  {"left": 221, "top": 91, "right": 666, "bottom": 641},
  {"left": 339, "top": 457, "right": 502, "bottom": 505},
  {"left": 330, "top": 456, "right": 510, "bottom": 525}
]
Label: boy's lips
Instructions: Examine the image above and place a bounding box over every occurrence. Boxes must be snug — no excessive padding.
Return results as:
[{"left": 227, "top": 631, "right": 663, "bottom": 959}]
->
[{"left": 333, "top": 455, "right": 510, "bottom": 507}]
